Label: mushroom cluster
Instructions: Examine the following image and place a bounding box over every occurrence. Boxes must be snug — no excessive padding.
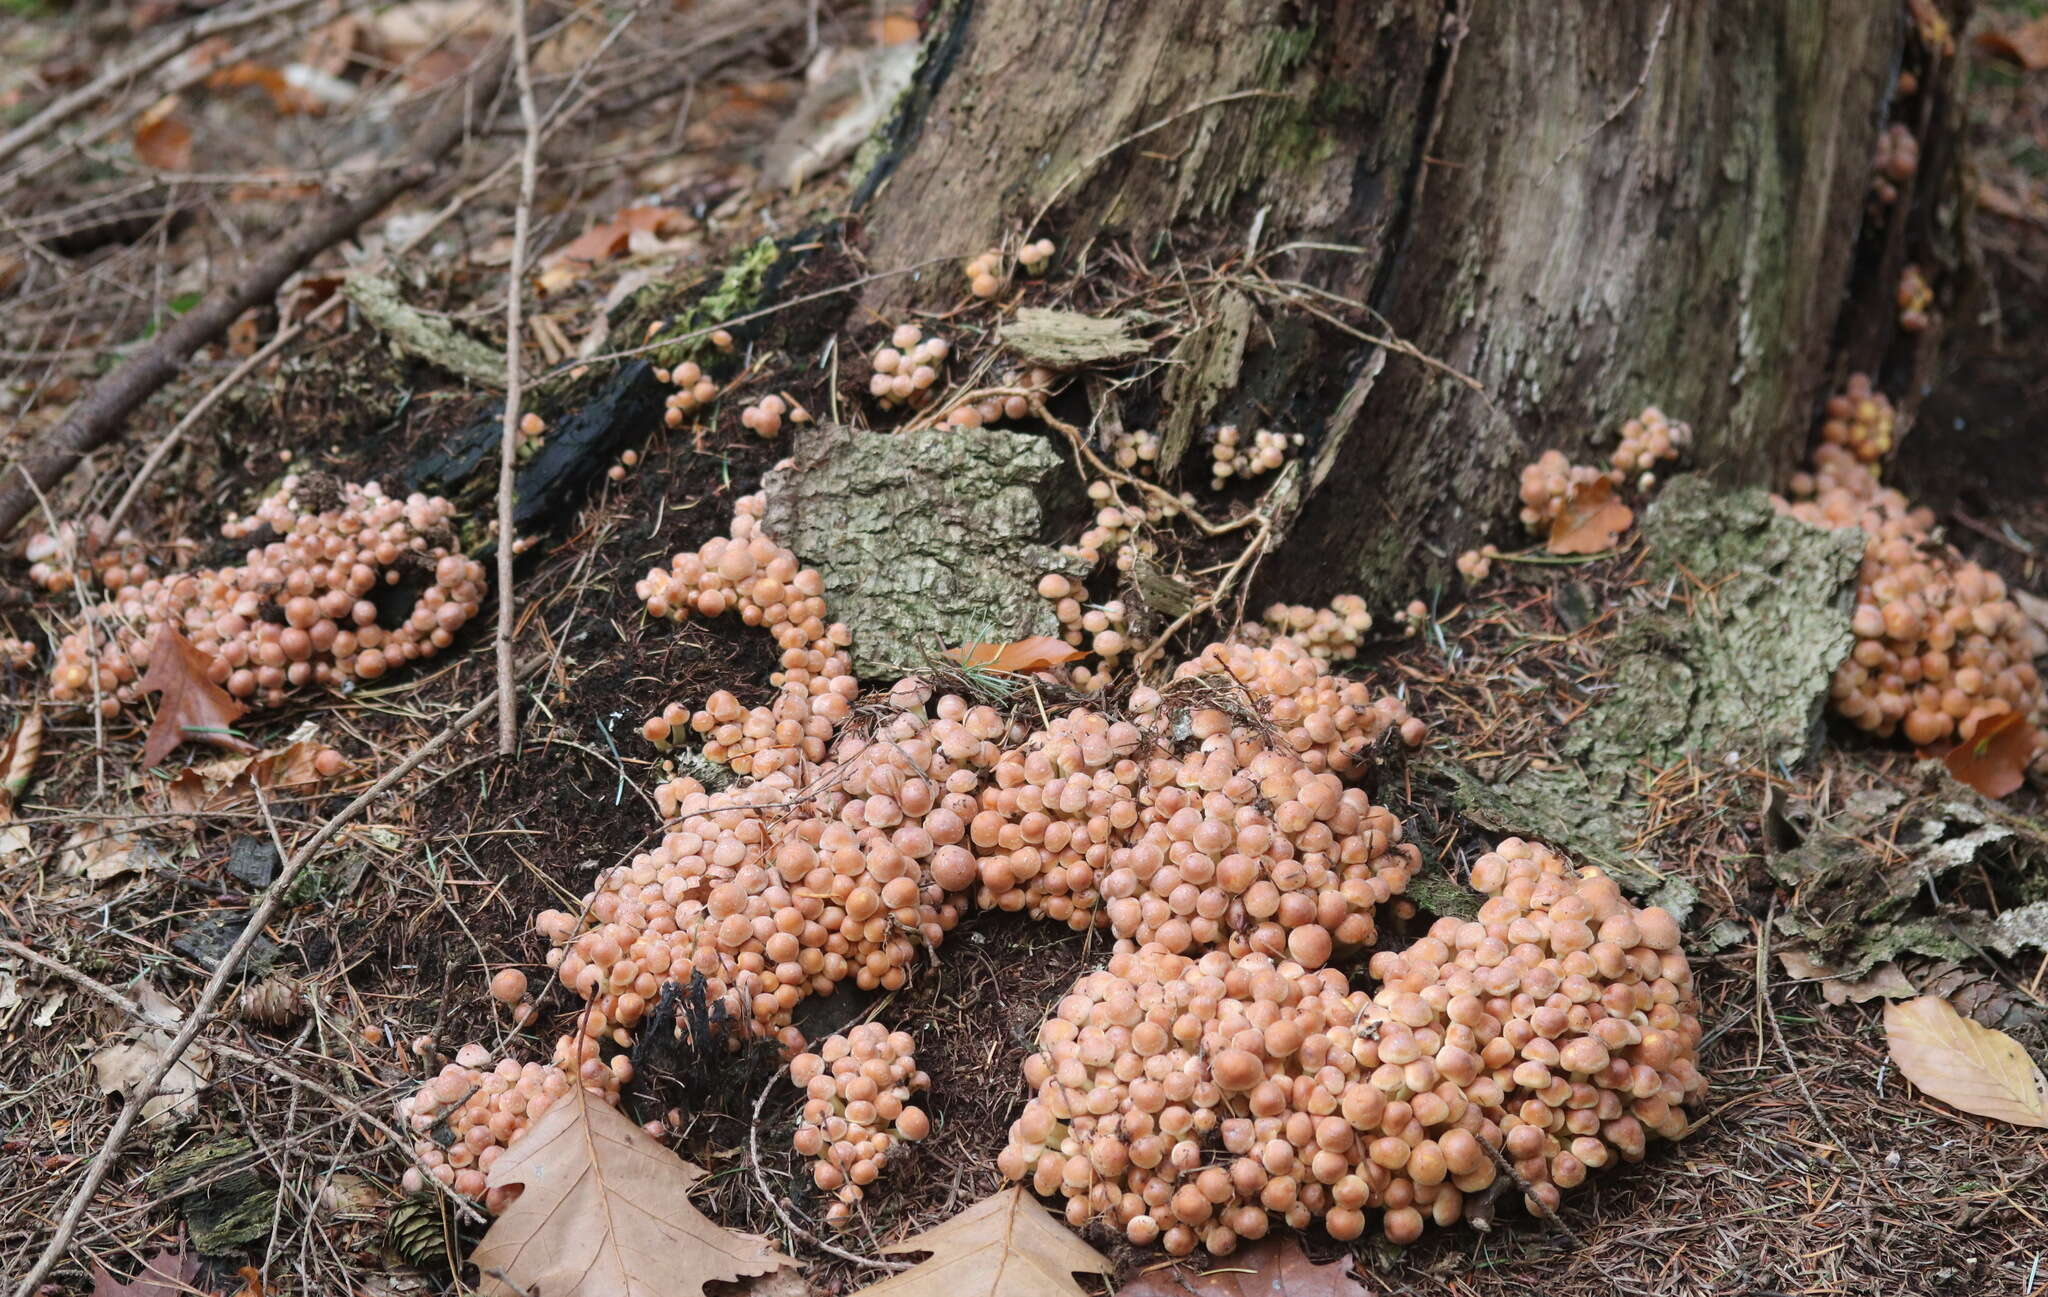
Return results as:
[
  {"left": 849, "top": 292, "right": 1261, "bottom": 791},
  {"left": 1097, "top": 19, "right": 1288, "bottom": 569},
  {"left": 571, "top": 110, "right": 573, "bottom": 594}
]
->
[
  {"left": 1776, "top": 441, "right": 2045, "bottom": 753},
  {"left": 1061, "top": 487, "right": 1153, "bottom": 572},
  {"left": 1897, "top": 264, "right": 1933, "bottom": 334},
  {"left": 1814, "top": 373, "right": 1894, "bottom": 464},
  {"left": 870, "top": 324, "right": 950, "bottom": 410},
  {"left": 1873, "top": 123, "right": 1918, "bottom": 203},
  {"left": 1172, "top": 637, "right": 1426, "bottom": 776},
  {"left": 48, "top": 477, "right": 483, "bottom": 715},
  {"left": 1608, "top": 407, "right": 1691, "bottom": 491},
  {"left": 1455, "top": 547, "right": 1498, "bottom": 584},
  {"left": 657, "top": 360, "right": 722, "bottom": 429},
  {"left": 634, "top": 493, "right": 856, "bottom": 777},
  {"left": 741, "top": 394, "right": 808, "bottom": 439},
  {"left": 1039, "top": 573, "right": 1130, "bottom": 668},
  {"left": 1111, "top": 427, "right": 1161, "bottom": 473},
  {"left": 1516, "top": 451, "right": 1607, "bottom": 533},
  {"left": 995, "top": 838, "right": 1704, "bottom": 1251},
  {"left": 396, "top": 1041, "right": 630, "bottom": 1211},
  {"left": 963, "top": 241, "right": 1056, "bottom": 298},
  {"left": 944, "top": 365, "right": 1056, "bottom": 431},
  {"left": 24, "top": 519, "right": 158, "bottom": 595},
  {"left": 0, "top": 635, "right": 34, "bottom": 670},
  {"left": 1208, "top": 426, "right": 1301, "bottom": 493},
  {"left": 1261, "top": 597, "right": 1373, "bottom": 663},
  {"left": 790, "top": 1024, "right": 932, "bottom": 1226}
]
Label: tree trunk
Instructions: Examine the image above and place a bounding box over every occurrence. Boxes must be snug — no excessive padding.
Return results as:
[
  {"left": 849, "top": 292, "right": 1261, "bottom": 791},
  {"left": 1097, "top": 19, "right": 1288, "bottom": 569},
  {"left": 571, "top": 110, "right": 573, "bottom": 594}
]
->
[{"left": 849, "top": 0, "right": 1946, "bottom": 602}]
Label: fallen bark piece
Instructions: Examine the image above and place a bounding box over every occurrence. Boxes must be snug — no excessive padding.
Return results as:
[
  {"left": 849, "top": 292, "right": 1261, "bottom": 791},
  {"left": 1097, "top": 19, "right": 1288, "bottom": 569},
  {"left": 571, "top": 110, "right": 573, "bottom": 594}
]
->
[
  {"left": 763, "top": 424, "right": 1087, "bottom": 676},
  {"left": 343, "top": 274, "right": 505, "bottom": 387},
  {"left": 1001, "top": 308, "right": 1147, "bottom": 369}
]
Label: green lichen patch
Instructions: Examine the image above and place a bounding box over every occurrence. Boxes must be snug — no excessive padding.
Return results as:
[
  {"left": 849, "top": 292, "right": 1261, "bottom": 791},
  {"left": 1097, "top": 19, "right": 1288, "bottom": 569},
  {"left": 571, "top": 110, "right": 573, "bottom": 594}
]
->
[{"left": 761, "top": 423, "right": 1090, "bottom": 677}]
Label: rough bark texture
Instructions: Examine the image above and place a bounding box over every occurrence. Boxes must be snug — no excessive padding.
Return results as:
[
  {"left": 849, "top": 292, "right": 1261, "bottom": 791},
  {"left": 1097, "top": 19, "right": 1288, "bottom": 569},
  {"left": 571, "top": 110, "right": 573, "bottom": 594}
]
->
[{"left": 855, "top": 0, "right": 1919, "bottom": 601}]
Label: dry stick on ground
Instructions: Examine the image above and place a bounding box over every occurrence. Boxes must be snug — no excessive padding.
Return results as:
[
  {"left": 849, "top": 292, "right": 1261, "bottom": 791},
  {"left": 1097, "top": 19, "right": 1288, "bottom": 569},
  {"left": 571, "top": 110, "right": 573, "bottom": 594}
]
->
[
  {"left": 0, "top": 41, "right": 513, "bottom": 540},
  {"left": 10, "top": 661, "right": 539, "bottom": 1297},
  {"left": 496, "top": 0, "right": 543, "bottom": 757},
  {"left": 0, "top": 938, "right": 487, "bottom": 1226},
  {"left": 0, "top": 0, "right": 320, "bottom": 170}
]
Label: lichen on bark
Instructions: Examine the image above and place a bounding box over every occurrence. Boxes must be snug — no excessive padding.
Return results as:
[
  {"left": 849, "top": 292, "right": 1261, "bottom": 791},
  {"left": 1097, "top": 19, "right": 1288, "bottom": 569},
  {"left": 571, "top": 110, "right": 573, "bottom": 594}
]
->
[{"left": 761, "top": 424, "right": 1088, "bottom": 677}]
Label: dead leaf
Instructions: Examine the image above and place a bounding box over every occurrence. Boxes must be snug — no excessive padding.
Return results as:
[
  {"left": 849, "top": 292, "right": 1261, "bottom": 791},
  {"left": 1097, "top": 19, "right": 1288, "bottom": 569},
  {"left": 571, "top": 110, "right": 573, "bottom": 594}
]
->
[
  {"left": 139, "top": 625, "right": 256, "bottom": 769},
  {"left": 161, "top": 737, "right": 345, "bottom": 813},
  {"left": 1547, "top": 476, "right": 1634, "bottom": 555},
  {"left": 89, "top": 1242, "right": 205, "bottom": 1297},
  {"left": 850, "top": 1187, "right": 1113, "bottom": 1297},
  {"left": 0, "top": 706, "right": 41, "bottom": 860},
  {"left": 537, "top": 207, "right": 698, "bottom": 293},
  {"left": 945, "top": 637, "right": 1088, "bottom": 674},
  {"left": 59, "top": 825, "right": 163, "bottom": 883},
  {"left": 1117, "top": 1238, "right": 1369, "bottom": 1297},
  {"left": 206, "top": 61, "right": 324, "bottom": 114},
  {"left": 1975, "top": 14, "right": 2048, "bottom": 69},
  {"left": 91, "top": 1027, "right": 212, "bottom": 1128},
  {"left": 133, "top": 95, "right": 193, "bottom": 171},
  {"left": 1943, "top": 710, "right": 2038, "bottom": 799},
  {"left": 1885, "top": 995, "right": 2048, "bottom": 1127},
  {"left": 473, "top": 1090, "right": 792, "bottom": 1297},
  {"left": 232, "top": 1265, "right": 265, "bottom": 1297}
]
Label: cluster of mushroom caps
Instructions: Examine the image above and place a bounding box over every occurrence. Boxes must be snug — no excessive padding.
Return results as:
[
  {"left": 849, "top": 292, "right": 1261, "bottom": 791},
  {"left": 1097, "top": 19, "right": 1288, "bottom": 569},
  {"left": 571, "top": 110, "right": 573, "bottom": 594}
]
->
[
  {"left": 1208, "top": 426, "right": 1302, "bottom": 492},
  {"left": 1811, "top": 374, "right": 1894, "bottom": 464},
  {"left": 1607, "top": 407, "right": 1692, "bottom": 492},
  {"left": 1872, "top": 122, "right": 1919, "bottom": 204},
  {"left": 656, "top": 360, "right": 722, "bottom": 429},
  {"left": 1774, "top": 392, "right": 2045, "bottom": 760},
  {"left": 997, "top": 838, "right": 1703, "bottom": 1252},
  {"left": 397, "top": 1039, "right": 632, "bottom": 1212},
  {"left": 789, "top": 1024, "right": 932, "bottom": 1227},
  {"left": 24, "top": 518, "right": 163, "bottom": 595},
  {"left": 47, "top": 477, "right": 484, "bottom": 715},
  {"left": 1517, "top": 406, "right": 1689, "bottom": 533},
  {"left": 635, "top": 493, "right": 856, "bottom": 778},
  {"left": 964, "top": 240, "right": 1055, "bottom": 298},
  {"left": 1261, "top": 596, "right": 1374, "bottom": 663},
  {"left": 869, "top": 324, "right": 951, "bottom": 410}
]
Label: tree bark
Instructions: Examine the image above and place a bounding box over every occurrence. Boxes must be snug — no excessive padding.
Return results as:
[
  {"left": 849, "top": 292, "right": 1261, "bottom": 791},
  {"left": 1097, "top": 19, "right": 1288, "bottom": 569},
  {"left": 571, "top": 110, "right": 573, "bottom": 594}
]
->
[{"left": 852, "top": 0, "right": 1937, "bottom": 601}]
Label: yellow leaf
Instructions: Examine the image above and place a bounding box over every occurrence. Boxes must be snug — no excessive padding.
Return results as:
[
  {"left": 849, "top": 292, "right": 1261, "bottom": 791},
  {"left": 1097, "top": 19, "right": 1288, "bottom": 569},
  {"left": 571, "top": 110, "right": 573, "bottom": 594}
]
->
[
  {"left": 1885, "top": 995, "right": 2048, "bottom": 1128},
  {"left": 473, "top": 1091, "right": 792, "bottom": 1297},
  {"left": 944, "top": 637, "right": 1087, "bottom": 675},
  {"left": 849, "top": 1187, "right": 1112, "bottom": 1297}
]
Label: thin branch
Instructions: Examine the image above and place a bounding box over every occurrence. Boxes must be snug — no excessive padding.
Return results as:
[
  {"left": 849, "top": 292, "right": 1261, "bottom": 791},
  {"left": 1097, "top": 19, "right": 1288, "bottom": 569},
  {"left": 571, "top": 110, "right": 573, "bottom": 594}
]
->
[
  {"left": 496, "top": 1, "right": 542, "bottom": 757},
  {"left": 11, "top": 662, "right": 538, "bottom": 1297},
  {"left": 0, "top": 41, "right": 513, "bottom": 538}
]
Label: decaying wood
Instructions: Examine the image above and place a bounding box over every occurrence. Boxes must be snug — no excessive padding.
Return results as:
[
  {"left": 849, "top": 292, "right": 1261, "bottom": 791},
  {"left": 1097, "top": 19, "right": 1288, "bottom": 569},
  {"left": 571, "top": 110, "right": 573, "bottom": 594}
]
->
[{"left": 855, "top": 0, "right": 1919, "bottom": 600}]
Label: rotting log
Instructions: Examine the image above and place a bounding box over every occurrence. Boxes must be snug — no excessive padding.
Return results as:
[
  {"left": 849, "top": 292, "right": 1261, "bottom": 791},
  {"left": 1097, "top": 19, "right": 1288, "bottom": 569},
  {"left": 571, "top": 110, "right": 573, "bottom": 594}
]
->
[{"left": 848, "top": 0, "right": 1954, "bottom": 602}]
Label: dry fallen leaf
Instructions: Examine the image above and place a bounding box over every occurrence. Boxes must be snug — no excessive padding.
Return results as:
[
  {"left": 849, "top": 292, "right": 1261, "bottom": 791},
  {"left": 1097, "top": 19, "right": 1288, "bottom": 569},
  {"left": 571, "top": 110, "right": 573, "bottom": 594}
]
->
[
  {"left": 851, "top": 1187, "right": 1113, "bottom": 1297},
  {"left": 1117, "top": 1237, "right": 1369, "bottom": 1297},
  {"left": 91, "top": 1027, "right": 212, "bottom": 1128},
  {"left": 90, "top": 1242, "right": 206, "bottom": 1297},
  {"left": 139, "top": 625, "right": 256, "bottom": 769},
  {"left": 945, "top": 637, "right": 1088, "bottom": 675},
  {"left": 1943, "top": 710, "right": 2038, "bottom": 799},
  {"left": 537, "top": 207, "right": 698, "bottom": 293},
  {"left": 206, "top": 61, "right": 325, "bottom": 114},
  {"left": 1885, "top": 994, "right": 2048, "bottom": 1127},
  {"left": 161, "top": 737, "right": 345, "bottom": 813},
  {"left": 0, "top": 706, "right": 41, "bottom": 860},
  {"left": 473, "top": 1090, "right": 792, "bottom": 1297},
  {"left": 1547, "top": 476, "right": 1634, "bottom": 556},
  {"left": 1976, "top": 14, "right": 2048, "bottom": 69},
  {"left": 133, "top": 95, "right": 193, "bottom": 171}
]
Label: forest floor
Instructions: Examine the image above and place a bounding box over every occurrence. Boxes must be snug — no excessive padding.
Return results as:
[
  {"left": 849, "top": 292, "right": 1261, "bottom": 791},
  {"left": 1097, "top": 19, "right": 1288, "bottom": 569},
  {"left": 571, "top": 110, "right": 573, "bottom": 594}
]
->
[{"left": 3, "top": 3, "right": 2048, "bottom": 1297}]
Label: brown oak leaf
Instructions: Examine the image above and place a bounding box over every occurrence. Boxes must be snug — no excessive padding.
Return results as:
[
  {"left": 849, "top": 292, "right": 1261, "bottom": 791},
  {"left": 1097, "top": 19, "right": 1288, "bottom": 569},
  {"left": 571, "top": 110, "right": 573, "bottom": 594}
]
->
[
  {"left": 138, "top": 625, "right": 256, "bottom": 769},
  {"left": 1117, "top": 1238, "right": 1370, "bottom": 1297},
  {"left": 850, "top": 1187, "right": 1113, "bottom": 1297},
  {"left": 90, "top": 1242, "right": 207, "bottom": 1297},
  {"left": 473, "top": 1090, "right": 791, "bottom": 1297},
  {"left": 1943, "top": 709, "right": 2038, "bottom": 799}
]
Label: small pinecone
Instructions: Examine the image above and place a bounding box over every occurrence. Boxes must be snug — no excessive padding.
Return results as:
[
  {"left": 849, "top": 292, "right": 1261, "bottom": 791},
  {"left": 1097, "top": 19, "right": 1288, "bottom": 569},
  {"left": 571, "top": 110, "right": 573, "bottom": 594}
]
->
[
  {"left": 238, "top": 974, "right": 306, "bottom": 1027},
  {"left": 385, "top": 1194, "right": 450, "bottom": 1270}
]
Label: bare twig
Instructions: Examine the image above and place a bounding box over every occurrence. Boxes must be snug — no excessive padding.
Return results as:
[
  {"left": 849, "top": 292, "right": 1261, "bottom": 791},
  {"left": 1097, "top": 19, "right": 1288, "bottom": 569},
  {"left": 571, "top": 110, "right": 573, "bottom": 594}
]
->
[
  {"left": 12, "top": 664, "right": 536, "bottom": 1297},
  {"left": 496, "top": 1, "right": 542, "bottom": 757},
  {"left": 0, "top": 41, "right": 514, "bottom": 538},
  {"left": 0, "top": 0, "right": 319, "bottom": 170}
]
